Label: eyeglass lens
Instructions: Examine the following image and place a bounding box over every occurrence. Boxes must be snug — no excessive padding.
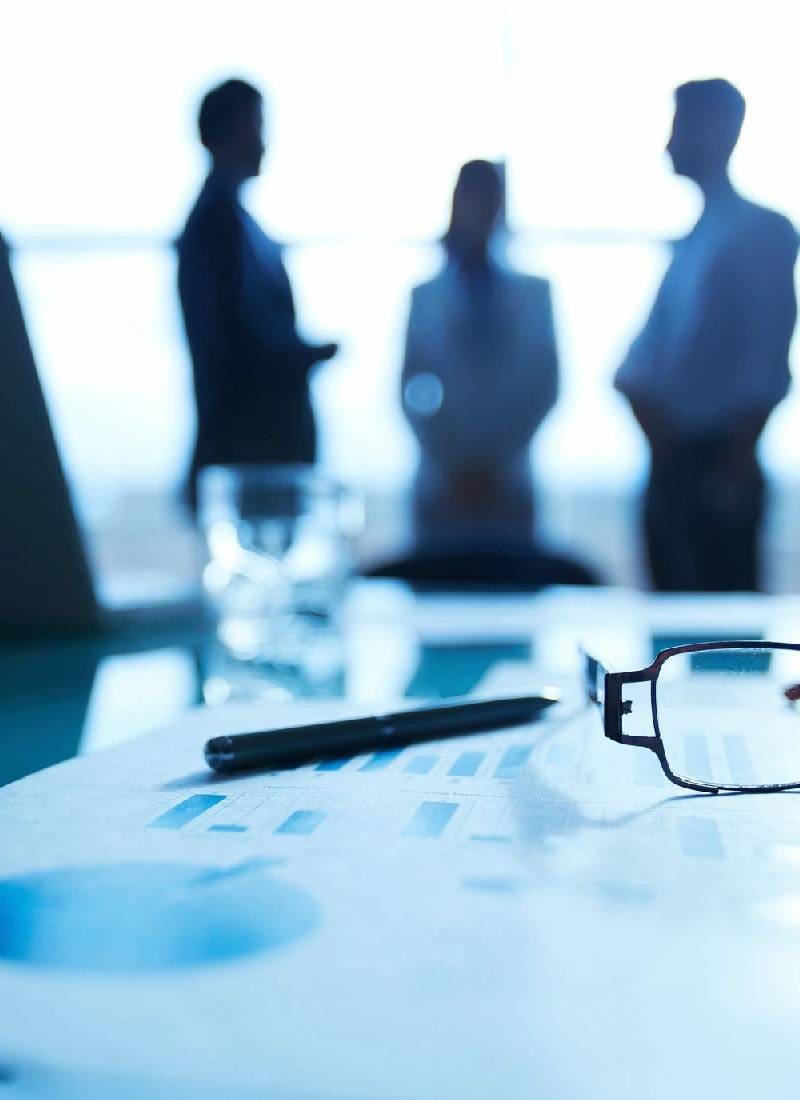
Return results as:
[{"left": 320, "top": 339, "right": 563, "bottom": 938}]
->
[{"left": 655, "top": 647, "right": 800, "bottom": 788}]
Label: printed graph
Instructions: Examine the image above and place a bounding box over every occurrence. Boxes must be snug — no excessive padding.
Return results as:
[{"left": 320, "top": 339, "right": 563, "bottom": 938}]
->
[{"left": 145, "top": 733, "right": 545, "bottom": 844}]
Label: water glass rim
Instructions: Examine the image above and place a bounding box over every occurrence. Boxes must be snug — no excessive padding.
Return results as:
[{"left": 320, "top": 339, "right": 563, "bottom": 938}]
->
[{"left": 199, "top": 463, "right": 347, "bottom": 494}]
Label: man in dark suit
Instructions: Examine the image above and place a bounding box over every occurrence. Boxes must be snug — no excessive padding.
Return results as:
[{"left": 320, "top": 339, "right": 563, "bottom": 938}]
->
[{"left": 178, "top": 78, "right": 337, "bottom": 508}]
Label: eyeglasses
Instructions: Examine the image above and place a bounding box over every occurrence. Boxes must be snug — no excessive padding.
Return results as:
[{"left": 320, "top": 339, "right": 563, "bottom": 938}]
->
[{"left": 582, "top": 641, "right": 800, "bottom": 793}]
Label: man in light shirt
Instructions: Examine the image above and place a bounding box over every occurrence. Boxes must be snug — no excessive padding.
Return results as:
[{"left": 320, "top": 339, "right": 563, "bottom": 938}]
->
[{"left": 615, "top": 79, "right": 797, "bottom": 591}]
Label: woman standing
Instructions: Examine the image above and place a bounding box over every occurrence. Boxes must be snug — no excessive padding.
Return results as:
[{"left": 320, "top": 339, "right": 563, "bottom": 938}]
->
[{"left": 396, "top": 161, "right": 580, "bottom": 584}]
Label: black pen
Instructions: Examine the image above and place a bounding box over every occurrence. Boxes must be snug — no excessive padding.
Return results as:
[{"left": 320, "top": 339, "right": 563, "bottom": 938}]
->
[{"left": 204, "top": 691, "right": 560, "bottom": 773}]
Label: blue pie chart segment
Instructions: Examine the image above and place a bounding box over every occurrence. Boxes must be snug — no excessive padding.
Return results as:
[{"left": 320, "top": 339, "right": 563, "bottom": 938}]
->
[{"left": 0, "top": 862, "right": 320, "bottom": 972}]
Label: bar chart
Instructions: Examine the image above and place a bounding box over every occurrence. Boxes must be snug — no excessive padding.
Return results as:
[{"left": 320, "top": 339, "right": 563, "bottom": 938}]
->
[{"left": 145, "top": 730, "right": 547, "bottom": 845}]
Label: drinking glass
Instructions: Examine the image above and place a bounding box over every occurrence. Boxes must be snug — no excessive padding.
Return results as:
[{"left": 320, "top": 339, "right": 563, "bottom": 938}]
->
[{"left": 199, "top": 465, "right": 362, "bottom": 672}]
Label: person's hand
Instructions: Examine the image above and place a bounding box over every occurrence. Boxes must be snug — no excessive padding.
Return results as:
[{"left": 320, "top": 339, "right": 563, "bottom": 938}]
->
[{"left": 315, "top": 342, "right": 339, "bottom": 362}]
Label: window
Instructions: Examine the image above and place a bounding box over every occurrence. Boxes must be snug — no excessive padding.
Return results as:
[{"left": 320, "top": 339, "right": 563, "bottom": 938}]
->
[{"left": 3, "top": 0, "right": 798, "bottom": 561}]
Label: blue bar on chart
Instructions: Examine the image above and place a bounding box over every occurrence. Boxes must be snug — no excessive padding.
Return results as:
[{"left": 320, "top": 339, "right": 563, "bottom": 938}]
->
[
  {"left": 316, "top": 757, "right": 351, "bottom": 772},
  {"left": 149, "top": 794, "right": 226, "bottom": 830},
  {"left": 633, "top": 748, "right": 663, "bottom": 786},
  {"left": 209, "top": 824, "right": 248, "bottom": 833},
  {"left": 494, "top": 745, "right": 532, "bottom": 779},
  {"left": 684, "top": 736, "right": 712, "bottom": 782},
  {"left": 448, "top": 752, "right": 485, "bottom": 777},
  {"left": 545, "top": 744, "right": 575, "bottom": 769},
  {"left": 405, "top": 755, "right": 438, "bottom": 775},
  {"left": 723, "top": 735, "right": 754, "bottom": 785},
  {"left": 403, "top": 801, "right": 459, "bottom": 838},
  {"left": 359, "top": 749, "right": 403, "bottom": 772},
  {"left": 275, "top": 810, "right": 325, "bottom": 836}
]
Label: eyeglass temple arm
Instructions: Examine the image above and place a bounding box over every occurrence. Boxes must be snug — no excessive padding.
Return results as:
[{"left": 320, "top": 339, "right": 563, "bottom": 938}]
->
[{"left": 582, "top": 649, "right": 605, "bottom": 705}]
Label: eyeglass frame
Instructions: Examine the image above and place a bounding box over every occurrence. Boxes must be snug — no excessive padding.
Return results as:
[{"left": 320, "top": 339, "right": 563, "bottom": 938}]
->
[{"left": 582, "top": 639, "right": 800, "bottom": 795}]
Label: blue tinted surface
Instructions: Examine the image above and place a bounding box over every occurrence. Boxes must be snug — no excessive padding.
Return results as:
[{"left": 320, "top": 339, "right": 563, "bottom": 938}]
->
[
  {"left": 0, "top": 629, "right": 533, "bottom": 788},
  {"left": 403, "top": 801, "right": 458, "bottom": 838},
  {"left": 209, "top": 824, "right": 248, "bottom": 833},
  {"left": 406, "top": 642, "right": 532, "bottom": 698},
  {"left": 463, "top": 876, "right": 521, "bottom": 894},
  {"left": 0, "top": 862, "right": 319, "bottom": 972},
  {"left": 149, "top": 794, "right": 226, "bottom": 829},
  {"left": 677, "top": 817, "right": 724, "bottom": 860}
]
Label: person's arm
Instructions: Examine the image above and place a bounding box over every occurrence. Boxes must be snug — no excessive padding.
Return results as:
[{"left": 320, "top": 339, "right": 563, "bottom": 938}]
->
[
  {"left": 401, "top": 287, "right": 500, "bottom": 511},
  {"left": 613, "top": 250, "right": 683, "bottom": 458},
  {"left": 399, "top": 290, "right": 423, "bottom": 434},
  {"left": 735, "top": 222, "right": 797, "bottom": 418},
  {"left": 488, "top": 281, "right": 560, "bottom": 457},
  {"left": 400, "top": 289, "right": 454, "bottom": 465},
  {"left": 716, "top": 221, "right": 798, "bottom": 478},
  {"left": 402, "top": 279, "right": 563, "bottom": 512},
  {"left": 205, "top": 199, "right": 336, "bottom": 379},
  {"left": 536, "top": 286, "right": 559, "bottom": 422}
]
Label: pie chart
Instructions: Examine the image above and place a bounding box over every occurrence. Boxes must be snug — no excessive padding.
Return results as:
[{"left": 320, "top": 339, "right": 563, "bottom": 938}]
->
[{"left": 0, "top": 860, "right": 320, "bottom": 972}]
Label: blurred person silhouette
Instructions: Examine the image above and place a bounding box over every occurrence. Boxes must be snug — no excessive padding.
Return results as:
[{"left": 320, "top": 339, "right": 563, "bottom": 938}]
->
[
  {"left": 371, "top": 160, "right": 594, "bottom": 588},
  {"left": 616, "top": 79, "right": 798, "bottom": 592},
  {"left": 178, "top": 79, "right": 338, "bottom": 510}
]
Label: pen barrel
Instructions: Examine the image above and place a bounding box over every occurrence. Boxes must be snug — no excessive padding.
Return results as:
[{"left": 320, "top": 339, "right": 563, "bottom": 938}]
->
[
  {"left": 403, "top": 698, "right": 540, "bottom": 739},
  {"left": 205, "top": 694, "right": 556, "bottom": 774},
  {"left": 206, "top": 716, "right": 386, "bottom": 772}
]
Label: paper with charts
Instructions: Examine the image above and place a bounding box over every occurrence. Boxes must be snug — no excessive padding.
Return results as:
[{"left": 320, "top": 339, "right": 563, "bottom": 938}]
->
[{"left": 2, "top": 665, "right": 800, "bottom": 1099}]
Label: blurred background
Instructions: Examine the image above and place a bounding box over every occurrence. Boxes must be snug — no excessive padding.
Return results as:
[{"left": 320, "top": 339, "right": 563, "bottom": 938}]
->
[{"left": 3, "top": 0, "right": 799, "bottom": 591}]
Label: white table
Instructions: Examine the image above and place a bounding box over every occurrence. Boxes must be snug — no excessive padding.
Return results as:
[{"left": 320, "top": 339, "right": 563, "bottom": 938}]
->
[{"left": 2, "top": 585, "right": 800, "bottom": 1099}]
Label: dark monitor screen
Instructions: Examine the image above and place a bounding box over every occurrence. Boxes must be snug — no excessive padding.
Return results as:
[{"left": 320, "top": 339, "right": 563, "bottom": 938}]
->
[{"left": 0, "top": 233, "right": 98, "bottom": 633}]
